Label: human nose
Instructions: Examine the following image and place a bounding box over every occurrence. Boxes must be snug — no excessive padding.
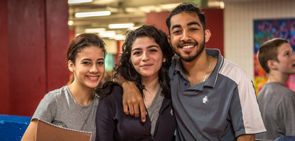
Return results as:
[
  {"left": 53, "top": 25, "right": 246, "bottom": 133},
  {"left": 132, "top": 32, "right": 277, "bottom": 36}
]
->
[
  {"left": 142, "top": 51, "right": 149, "bottom": 61},
  {"left": 89, "top": 64, "right": 98, "bottom": 73},
  {"left": 180, "top": 30, "right": 191, "bottom": 42}
]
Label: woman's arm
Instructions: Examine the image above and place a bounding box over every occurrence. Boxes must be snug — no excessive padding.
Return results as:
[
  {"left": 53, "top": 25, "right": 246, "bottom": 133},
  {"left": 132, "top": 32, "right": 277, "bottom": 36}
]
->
[{"left": 21, "top": 119, "right": 38, "bottom": 141}]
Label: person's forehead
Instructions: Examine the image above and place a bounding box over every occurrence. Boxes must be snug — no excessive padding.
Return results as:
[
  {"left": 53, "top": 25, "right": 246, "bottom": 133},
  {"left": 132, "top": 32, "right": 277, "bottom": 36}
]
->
[
  {"left": 170, "top": 12, "right": 201, "bottom": 24},
  {"left": 277, "top": 43, "right": 292, "bottom": 53}
]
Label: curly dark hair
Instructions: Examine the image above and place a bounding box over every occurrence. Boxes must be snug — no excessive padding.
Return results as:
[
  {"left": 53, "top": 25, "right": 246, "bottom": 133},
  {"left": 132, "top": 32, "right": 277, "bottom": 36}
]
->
[{"left": 101, "top": 25, "right": 173, "bottom": 99}]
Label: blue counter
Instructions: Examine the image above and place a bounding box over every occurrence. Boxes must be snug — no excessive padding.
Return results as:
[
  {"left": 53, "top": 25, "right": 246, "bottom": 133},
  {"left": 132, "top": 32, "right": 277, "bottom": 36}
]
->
[{"left": 0, "top": 115, "right": 31, "bottom": 141}]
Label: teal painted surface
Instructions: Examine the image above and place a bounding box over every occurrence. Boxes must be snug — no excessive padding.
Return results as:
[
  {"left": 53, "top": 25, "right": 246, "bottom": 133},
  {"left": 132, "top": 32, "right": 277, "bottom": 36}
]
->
[{"left": 0, "top": 115, "right": 31, "bottom": 140}]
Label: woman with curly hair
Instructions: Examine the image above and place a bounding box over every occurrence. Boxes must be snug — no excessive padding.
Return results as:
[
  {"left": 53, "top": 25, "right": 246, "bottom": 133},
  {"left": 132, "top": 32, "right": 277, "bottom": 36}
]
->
[{"left": 95, "top": 25, "right": 176, "bottom": 141}]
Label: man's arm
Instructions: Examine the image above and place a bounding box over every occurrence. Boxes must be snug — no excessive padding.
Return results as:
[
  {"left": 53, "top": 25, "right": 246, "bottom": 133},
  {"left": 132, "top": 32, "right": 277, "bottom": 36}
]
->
[
  {"left": 237, "top": 134, "right": 255, "bottom": 141},
  {"left": 115, "top": 73, "right": 147, "bottom": 122}
]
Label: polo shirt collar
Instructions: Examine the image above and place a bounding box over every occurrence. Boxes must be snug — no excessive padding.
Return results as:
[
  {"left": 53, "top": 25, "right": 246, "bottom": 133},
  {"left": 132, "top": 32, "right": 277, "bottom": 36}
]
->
[
  {"left": 173, "top": 49, "right": 224, "bottom": 88},
  {"left": 203, "top": 49, "right": 224, "bottom": 88}
]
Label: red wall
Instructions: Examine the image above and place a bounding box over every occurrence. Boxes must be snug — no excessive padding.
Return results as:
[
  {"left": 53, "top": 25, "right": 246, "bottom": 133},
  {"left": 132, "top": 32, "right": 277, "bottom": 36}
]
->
[
  {"left": 0, "top": 0, "right": 9, "bottom": 114},
  {"left": 0, "top": 0, "right": 69, "bottom": 116},
  {"left": 46, "top": 0, "right": 70, "bottom": 92},
  {"left": 146, "top": 9, "right": 224, "bottom": 56},
  {"left": 202, "top": 8, "right": 224, "bottom": 55},
  {"left": 8, "top": 0, "right": 47, "bottom": 116},
  {"left": 146, "top": 11, "right": 170, "bottom": 34}
]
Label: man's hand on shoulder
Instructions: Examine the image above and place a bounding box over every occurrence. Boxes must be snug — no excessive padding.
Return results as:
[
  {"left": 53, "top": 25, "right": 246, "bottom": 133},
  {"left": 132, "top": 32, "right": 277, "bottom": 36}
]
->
[{"left": 122, "top": 81, "right": 147, "bottom": 122}]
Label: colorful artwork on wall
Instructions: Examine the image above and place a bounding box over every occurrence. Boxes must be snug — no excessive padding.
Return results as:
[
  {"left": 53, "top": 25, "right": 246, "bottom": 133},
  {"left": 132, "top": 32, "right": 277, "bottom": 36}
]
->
[{"left": 254, "top": 18, "right": 295, "bottom": 95}]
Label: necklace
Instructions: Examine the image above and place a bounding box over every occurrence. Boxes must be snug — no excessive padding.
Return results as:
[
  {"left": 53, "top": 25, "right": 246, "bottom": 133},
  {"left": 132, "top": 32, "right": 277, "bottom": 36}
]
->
[
  {"left": 203, "top": 55, "right": 212, "bottom": 82},
  {"left": 73, "top": 97, "right": 94, "bottom": 130}
]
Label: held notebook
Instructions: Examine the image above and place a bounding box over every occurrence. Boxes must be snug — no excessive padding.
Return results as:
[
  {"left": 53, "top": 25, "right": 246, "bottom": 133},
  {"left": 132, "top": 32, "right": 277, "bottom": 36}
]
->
[{"left": 35, "top": 120, "right": 91, "bottom": 141}]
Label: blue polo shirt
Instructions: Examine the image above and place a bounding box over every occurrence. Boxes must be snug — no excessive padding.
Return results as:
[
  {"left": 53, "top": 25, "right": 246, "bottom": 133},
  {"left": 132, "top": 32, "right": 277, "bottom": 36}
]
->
[{"left": 169, "top": 49, "right": 266, "bottom": 141}]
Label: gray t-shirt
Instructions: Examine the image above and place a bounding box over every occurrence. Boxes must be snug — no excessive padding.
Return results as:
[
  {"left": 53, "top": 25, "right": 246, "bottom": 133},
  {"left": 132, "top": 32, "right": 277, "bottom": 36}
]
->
[
  {"left": 256, "top": 82, "right": 295, "bottom": 140},
  {"left": 32, "top": 86, "right": 99, "bottom": 141}
]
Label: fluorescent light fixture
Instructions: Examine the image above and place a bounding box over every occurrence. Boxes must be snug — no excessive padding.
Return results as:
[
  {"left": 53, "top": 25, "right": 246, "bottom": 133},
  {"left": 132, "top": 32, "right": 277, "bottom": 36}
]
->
[
  {"left": 68, "top": 20, "right": 73, "bottom": 25},
  {"left": 85, "top": 28, "right": 105, "bottom": 33},
  {"left": 68, "top": 0, "right": 92, "bottom": 4},
  {"left": 114, "top": 34, "right": 126, "bottom": 40},
  {"left": 125, "top": 7, "right": 137, "bottom": 13},
  {"left": 99, "top": 31, "right": 116, "bottom": 38},
  {"left": 75, "top": 11, "right": 111, "bottom": 18},
  {"left": 160, "top": 3, "right": 181, "bottom": 10},
  {"left": 129, "top": 26, "right": 140, "bottom": 30},
  {"left": 208, "top": 1, "right": 224, "bottom": 9},
  {"left": 109, "top": 23, "right": 134, "bottom": 29}
]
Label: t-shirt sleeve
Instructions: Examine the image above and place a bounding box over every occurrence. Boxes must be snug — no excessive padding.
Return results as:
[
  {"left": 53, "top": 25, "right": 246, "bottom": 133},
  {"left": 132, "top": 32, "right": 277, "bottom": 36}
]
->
[
  {"left": 96, "top": 90, "right": 116, "bottom": 141},
  {"left": 276, "top": 96, "right": 295, "bottom": 136},
  {"left": 32, "top": 93, "right": 57, "bottom": 122},
  {"left": 230, "top": 77, "right": 266, "bottom": 137}
]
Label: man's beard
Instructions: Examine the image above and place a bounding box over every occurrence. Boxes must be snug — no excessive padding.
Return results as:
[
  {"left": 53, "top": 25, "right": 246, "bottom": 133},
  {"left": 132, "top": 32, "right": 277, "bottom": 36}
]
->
[{"left": 173, "top": 38, "right": 205, "bottom": 62}]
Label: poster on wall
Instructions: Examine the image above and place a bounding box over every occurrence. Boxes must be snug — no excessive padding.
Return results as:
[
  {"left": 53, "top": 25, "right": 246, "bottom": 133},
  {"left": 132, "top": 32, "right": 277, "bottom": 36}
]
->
[{"left": 254, "top": 18, "right": 295, "bottom": 95}]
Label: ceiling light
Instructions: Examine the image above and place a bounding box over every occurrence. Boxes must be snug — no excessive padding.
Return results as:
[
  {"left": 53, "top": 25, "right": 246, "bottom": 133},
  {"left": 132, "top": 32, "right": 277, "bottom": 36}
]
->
[
  {"left": 68, "top": 20, "right": 73, "bottom": 25},
  {"left": 85, "top": 28, "right": 105, "bottom": 33},
  {"left": 108, "top": 23, "right": 134, "bottom": 29},
  {"left": 160, "top": 3, "right": 182, "bottom": 10},
  {"left": 113, "top": 34, "right": 126, "bottom": 40},
  {"left": 129, "top": 26, "right": 140, "bottom": 30},
  {"left": 68, "top": 0, "right": 92, "bottom": 4},
  {"left": 99, "top": 31, "right": 116, "bottom": 38},
  {"left": 75, "top": 11, "right": 111, "bottom": 18}
]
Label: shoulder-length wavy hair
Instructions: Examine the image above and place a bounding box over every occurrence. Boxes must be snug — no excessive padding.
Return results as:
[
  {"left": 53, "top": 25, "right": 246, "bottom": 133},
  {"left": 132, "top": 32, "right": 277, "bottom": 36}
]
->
[{"left": 113, "top": 25, "right": 174, "bottom": 98}]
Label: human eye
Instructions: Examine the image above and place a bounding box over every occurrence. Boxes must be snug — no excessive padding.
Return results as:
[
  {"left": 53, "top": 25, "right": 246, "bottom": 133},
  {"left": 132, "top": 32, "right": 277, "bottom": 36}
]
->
[
  {"left": 285, "top": 52, "right": 290, "bottom": 56},
  {"left": 82, "top": 61, "right": 91, "bottom": 65},
  {"left": 97, "top": 61, "right": 104, "bottom": 65},
  {"left": 149, "top": 48, "right": 158, "bottom": 52},
  {"left": 133, "top": 51, "right": 141, "bottom": 55},
  {"left": 172, "top": 29, "right": 182, "bottom": 35},
  {"left": 189, "top": 28, "right": 198, "bottom": 31}
]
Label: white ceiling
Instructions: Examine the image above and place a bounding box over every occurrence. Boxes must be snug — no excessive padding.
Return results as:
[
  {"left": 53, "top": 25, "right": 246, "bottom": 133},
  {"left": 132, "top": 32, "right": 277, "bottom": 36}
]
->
[{"left": 68, "top": 0, "right": 268, "bottom": 38}]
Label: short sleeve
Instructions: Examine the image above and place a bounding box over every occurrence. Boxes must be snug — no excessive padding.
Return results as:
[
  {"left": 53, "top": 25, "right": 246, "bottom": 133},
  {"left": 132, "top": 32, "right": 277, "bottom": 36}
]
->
[
  {"left": 32, "top": 93, "right": 57, "bottom": 122},
  {"left": 275, "top": 96, "right": 295, "bottom": 136},
  {"left": 230, "top": 77, "right": 266, "bottom": 137}
]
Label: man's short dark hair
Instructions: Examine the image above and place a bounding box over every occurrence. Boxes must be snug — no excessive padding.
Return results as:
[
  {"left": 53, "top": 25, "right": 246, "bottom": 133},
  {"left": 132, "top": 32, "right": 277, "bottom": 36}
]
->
[
  {"left": 258, "top": 38, "right": 289, "bottom": 73},
  {"left": 166, "top": 3, "right": 206, "bottom": 34}
]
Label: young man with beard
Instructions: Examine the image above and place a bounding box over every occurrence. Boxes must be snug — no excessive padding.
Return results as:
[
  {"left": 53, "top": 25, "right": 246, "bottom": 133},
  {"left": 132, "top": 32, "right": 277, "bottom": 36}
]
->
[
  {"left": 119, "top": 3, "right": 266, "bottom": 141},
  {"left": 255, "top": 38, "right": 295, "bottom": 140}
]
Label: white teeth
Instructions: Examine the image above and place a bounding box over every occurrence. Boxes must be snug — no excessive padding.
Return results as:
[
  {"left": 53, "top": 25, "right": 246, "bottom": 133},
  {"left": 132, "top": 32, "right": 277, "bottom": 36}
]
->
[
  {"left": 89, "top": 77, "right": 98, "bottom": 79},
  {"left": 183, "top": 45, "right": 194, "bottom": 49}
]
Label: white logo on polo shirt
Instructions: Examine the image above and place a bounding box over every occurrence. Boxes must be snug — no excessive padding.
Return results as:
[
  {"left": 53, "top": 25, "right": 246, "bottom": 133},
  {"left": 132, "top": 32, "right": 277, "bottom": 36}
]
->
[
  {"left": 203, "top": 96, "right": 209, "bottom": 104},
  {"left": 170, "top": 109, "right": 173, "bottom": 115}
]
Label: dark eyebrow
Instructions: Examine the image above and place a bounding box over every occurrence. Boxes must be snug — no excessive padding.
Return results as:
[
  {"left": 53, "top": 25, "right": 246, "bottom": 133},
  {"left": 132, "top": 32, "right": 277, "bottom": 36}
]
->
[
  {"left": 187, "top": 21, "right": 201, "bottom": 27},
  {"left": 171, "top": 22, "right": 201, "bottom": 31},
  {"left": 147, "top": 45, "right": 159, "bottom": 49},
  {"left": 132, "top": 45, "right": 159, "bottom": 52},
  {"left": 81, "top": 58, "right": 104, "bottom": 61},
  {"left": 132, "top": 48, "right": 142, "bottom": 52},
  {"left": 171, "top": 25, "right": 181, "bottom": 31},
  {"left": 82, "top": 58, "right": 92, "bottom": 61}
]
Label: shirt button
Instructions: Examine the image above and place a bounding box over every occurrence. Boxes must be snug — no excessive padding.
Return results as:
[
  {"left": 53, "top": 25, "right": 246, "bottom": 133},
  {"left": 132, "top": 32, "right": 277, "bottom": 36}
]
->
[{"left": 184, "top": 82, "right": 188, "bottom": 86}]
